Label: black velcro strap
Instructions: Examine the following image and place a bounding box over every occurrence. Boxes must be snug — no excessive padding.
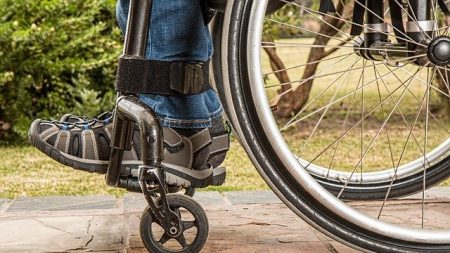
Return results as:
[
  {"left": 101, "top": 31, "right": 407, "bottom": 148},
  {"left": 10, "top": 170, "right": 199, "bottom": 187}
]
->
[
  {"left": 389, "top": 0, "right": 406, "bottom": 42},
  {"left": 201, "top": 0, "right": 216, "bottom": 25},
  {"left": 439, "top": 0, "right": 450, "bottom": 14},
  {"left": 116, "top": 57, "right": 211, "bottom": 96},
  {"left": 319, "top": 0, "right": 336, "bottom": 13},
  {"left": 350, "top": 0, "right": 366, "bottom": 36}
]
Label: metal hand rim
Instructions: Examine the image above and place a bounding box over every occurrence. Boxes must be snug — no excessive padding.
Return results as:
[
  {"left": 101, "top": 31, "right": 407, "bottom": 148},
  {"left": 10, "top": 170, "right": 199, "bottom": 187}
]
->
[{"left": 248, "top": 0, "right": 450, "bottom": 243}]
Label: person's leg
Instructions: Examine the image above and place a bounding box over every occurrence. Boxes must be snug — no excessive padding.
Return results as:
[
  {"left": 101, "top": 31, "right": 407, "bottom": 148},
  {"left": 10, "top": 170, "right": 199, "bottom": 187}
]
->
[
  {"left": 29, "top": 0, "right": 229, "bottom": 187},
  {"left": 117, "top": 0, "right": 222, "bottom": 129}
]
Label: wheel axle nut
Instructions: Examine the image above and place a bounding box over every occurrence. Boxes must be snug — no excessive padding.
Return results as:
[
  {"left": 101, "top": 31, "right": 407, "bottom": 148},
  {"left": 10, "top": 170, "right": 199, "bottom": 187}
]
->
[
  {"left": 169, "top": 226, "right": 178, "bottom": 235},
  {"left": 427, "top": 36, "right": 450, "bottom": 66}
]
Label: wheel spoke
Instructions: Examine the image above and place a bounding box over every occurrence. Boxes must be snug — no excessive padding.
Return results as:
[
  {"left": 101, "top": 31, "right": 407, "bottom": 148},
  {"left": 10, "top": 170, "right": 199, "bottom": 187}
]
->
[
  {"left": 384, "top": 64, "right": 450, "bottom": 136},
  {"left": 377, "top": 69, "right": 430, "bottom": 219},
  {"left": 360, "top": 60, "right": 366, "bottom": 180},
  {"left": 176, "top": 234, "right": 188, "bottom": 248},
  {"left": 266, "top": 53, "right": 355, "bottom": 90},
  {"left": 326, "top": 61, "right": 365, "bottom": 178},
  {"left": 283, "top": 0, "right": 427, "bottom": 48},
  {"left": 182, "top": 221, "right": 196, "bottom": 231},
  {"left": 283, "top": 63, "right": 404, "bottom": 130},
  {"left": 265, "top": 17, "right": 353, "bottom": 45},
  {"left": 263, "top": 52, "right": 353, "bottom": 77},
  {"left": 262, "top": 42, "right": 415, "bottom": 53},
  {"left": 422, "top": 67, "right": 436, "bottom": 228},
  {"left": 372, "top": 64, "right": 396, "bottom": 170},
  {"left": 336, "top": 67, "right": 424, "bottom": 198},
  {"left": 374, "top": 65, "right": 432, "bottom": 160},
  {"left": 159, "top": 233, "right": 171, "bottom": 245}
]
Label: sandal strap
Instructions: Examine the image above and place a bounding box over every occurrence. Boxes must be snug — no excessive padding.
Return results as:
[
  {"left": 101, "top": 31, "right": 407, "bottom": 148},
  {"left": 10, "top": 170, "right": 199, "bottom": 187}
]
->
[
  {"left": 209, "top": 132, "right": 230, "bottom": 156},
  {"left": 163, "top": 128, "right": 183, "bottom": 147},
  {"left": 189, "top": 129, "right": 212, "bottom": 153}
]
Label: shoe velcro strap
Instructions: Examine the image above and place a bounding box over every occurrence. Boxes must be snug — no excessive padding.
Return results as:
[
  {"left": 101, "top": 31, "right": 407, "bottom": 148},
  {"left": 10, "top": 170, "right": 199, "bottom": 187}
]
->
[
  {"left": 209, "top": 133, "right": 230, "bottom": 155},
  {"left": 163, "top": 128, "right": 183, "bottom": 147},
  {"left": 189, "top": 129, "right": 212, "bottom": 153},
  {"left": 116, "top": 56, "right": 211, "bottom": 96}
]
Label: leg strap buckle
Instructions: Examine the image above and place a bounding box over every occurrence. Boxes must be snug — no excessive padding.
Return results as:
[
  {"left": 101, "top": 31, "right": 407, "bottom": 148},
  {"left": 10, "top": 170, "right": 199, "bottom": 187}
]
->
[{"left": 170, "top": 62, "right": 206, "bottom": 94}]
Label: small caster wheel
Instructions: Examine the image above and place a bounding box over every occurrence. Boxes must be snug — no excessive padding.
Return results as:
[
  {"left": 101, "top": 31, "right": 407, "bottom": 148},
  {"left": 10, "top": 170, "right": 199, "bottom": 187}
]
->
[
  {"left": 140, "top": 194, "right": 209, "bottom": 253},
  {"left": 167, "top": 186, "right": 196, "bottom": 197}
]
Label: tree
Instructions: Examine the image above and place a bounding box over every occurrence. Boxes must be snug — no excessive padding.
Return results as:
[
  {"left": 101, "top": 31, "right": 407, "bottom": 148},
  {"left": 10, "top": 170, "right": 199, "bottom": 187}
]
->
[
  {"left": 267, "top": 0, "right": 353, "bottom": 118},
  {"left": 0, "top": 0, "right": 121, "bottom": 142}
]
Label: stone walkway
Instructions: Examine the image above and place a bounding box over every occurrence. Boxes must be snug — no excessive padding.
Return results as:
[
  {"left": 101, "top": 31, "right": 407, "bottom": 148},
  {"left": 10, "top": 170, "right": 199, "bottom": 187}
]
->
[{"left": 1, "top": 189, "right": 449, "bottom": 253}]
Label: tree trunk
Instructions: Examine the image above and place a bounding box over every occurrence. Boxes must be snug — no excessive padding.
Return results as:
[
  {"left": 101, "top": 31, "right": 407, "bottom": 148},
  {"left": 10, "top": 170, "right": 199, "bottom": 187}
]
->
[
  {"left": 273, "top": 2, "right": 349, "bottom": 118},
  {"left": 264, "top": 46, "right": 291, "bottom": 94}
]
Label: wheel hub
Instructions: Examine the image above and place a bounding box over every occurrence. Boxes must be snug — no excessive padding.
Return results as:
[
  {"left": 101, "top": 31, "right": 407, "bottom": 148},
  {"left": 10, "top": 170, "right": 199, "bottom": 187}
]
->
[{"left": 427, "top": 36, "right": 450, "bottom": 66}]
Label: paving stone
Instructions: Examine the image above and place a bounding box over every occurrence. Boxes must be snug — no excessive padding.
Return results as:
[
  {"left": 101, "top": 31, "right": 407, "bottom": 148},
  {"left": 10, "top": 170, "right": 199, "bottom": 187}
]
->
[
  {"left": 124, "top": 191, "right": 226, "bottom": 210},
  {"left": 3, "top": 190, "right": 450, "bottom": 252},
  {"left": 194, "top": 191, "right": 225, "bottom": 205},
  {"left": 329, "top": 242, "right": 361, "bottom": 253},
  {"left": 6, "top": 196, "right": 117, "bottom": 212},
  {"left": 123, "top": 193, "right": 147, "bottom": 210},
  {"left": 0, "top": 215, "right": 124, "bottom": 252},
  {"left": 129, "top": 200, "right": 325, "bottom": 252},
  {"left": 224, "top": 191, "right": 282, "bottom": 204},
  {"left": 406, "top": 186, "right": 450, "bottom": 200},
  {"left": 0, "top": 199, "right": 8, "bottom": 212}
]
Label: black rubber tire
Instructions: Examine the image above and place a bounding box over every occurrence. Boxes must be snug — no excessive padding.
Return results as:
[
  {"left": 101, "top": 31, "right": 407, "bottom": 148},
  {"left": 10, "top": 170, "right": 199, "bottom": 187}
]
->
[
  {"left": 140, "top": 194, "right": 209, "bottom": 253},
  {"left": 224, "top": 0, "right": 450, "bottom": 251},
  {"left": 315, "top": 156, "right": 450, "bottom": 200},
  {"left": 209, "top": 0, "right": 450, "bottom": 201}
]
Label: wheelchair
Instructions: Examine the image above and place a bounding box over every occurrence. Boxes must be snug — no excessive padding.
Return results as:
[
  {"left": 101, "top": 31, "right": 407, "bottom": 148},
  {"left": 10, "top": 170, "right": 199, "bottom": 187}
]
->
[{"left": 108, "top": 0, "right": 450, "bottom": 252}]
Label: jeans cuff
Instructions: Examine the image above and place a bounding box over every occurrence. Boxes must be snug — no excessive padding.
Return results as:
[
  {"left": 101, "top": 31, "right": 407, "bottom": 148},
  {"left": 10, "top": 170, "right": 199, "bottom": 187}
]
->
[{"left": 158, "top": 108, "right": 223, "bottom": 129}]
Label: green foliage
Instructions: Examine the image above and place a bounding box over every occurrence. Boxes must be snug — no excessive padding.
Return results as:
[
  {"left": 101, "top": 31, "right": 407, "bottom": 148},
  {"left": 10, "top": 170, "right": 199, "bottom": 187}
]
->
[
  {"left": 0, "top": 0, "right": 122, "bottom": 142},
  {"left": 263, "top": 4, "right": 305, "bottom": 42}
]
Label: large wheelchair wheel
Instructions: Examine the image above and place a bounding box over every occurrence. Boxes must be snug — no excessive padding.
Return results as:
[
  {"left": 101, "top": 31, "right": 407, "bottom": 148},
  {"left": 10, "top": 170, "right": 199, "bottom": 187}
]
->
[
  {"left": 211, "top": 0, "right": 450, "bottom": 201},
  {"left": 220, "top": 0, "right": 450, "bottom": 251}
]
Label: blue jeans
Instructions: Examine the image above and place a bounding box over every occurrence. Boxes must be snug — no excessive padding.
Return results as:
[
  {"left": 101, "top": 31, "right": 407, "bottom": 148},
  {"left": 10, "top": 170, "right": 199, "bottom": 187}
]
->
[{"left": 116, "top": 0, "right": 223, "bottom": 129}]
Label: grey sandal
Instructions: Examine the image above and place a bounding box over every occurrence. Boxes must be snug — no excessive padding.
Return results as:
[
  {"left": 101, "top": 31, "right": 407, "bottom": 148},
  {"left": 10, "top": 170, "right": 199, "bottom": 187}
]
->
[{"left": 29, "top": 113, "right": 229, "bottom": 188}]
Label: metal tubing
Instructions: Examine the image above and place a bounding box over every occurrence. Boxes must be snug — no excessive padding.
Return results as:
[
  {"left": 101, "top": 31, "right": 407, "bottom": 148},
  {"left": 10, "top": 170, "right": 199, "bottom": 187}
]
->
[
  {"left": 363, "top": 0, "right": 387, "bottom": 60},
  {"left": 367, "top": 42, "right": 409, "bottom": 62},
  {"left": 366, "top": 0, "right": 384, "bottom": 24},
  {"left": 116, "top": 96, "right": 164, "bottom": 165},
  {"left": 106, "top": 96, "right": 164, "bottom": 186},
  {"left": 123, "top": 0, "right": 153, "bottom": 57},
  {"left": 407, "top": 0, "right": 433, "bottom": 47},
  {"left": 408, "top": 0, "right": 431, "bottom": 21}
]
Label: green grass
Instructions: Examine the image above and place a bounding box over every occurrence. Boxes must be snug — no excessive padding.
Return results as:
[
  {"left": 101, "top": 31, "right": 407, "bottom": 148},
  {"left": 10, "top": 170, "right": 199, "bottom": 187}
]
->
[
  {"left": 1, "top": 38, "right": 449, "bottom": 198},
  {"left": 0, "top": 138, "right": 268, "bottom": 199}
]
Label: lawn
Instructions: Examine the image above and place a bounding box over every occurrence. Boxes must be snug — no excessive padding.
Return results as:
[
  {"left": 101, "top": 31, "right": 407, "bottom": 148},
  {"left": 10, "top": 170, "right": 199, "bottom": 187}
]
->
[
  {"left": 1, "top": 37, "right": 449, "bottom": 199},
  {"left": 0, "top": 138, "right": 268, "bottom": 199}
]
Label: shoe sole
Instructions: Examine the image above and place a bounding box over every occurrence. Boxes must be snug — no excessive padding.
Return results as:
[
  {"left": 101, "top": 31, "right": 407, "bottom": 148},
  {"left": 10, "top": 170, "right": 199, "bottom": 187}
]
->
[{"left": 29, "top": 119, "right": 226, "bottom": 188}]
